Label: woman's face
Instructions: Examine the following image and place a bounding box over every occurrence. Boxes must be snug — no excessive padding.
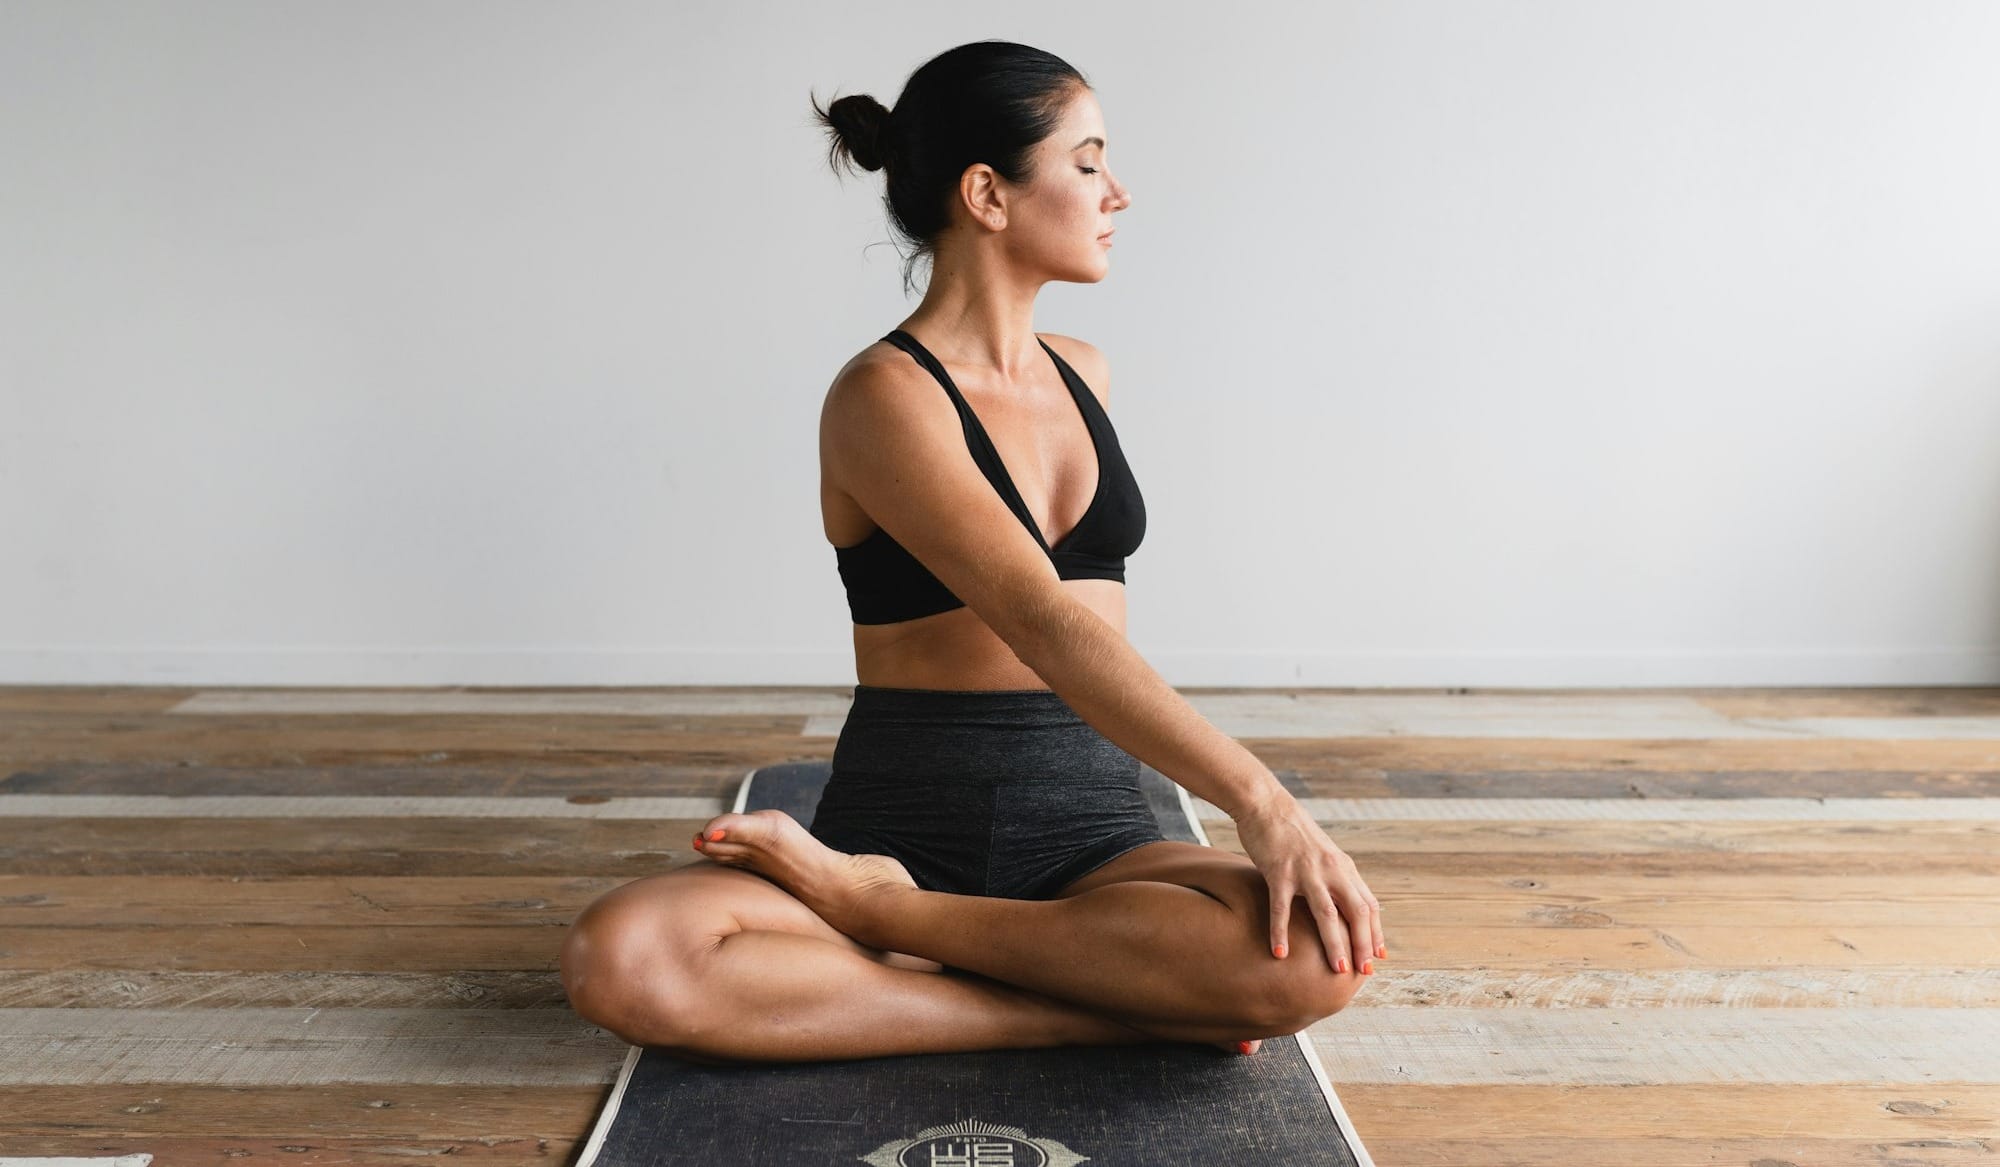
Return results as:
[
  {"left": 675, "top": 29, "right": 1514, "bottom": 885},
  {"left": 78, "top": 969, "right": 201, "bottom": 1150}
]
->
[{"left": 995, "top": 87, "right": 1132, "bottom": 282}]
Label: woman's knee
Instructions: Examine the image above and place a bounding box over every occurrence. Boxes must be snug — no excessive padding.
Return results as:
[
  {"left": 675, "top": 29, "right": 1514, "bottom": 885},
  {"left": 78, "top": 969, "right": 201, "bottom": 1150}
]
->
[
  {"left": 1218, "top": 935, "right": 1362, "bottom": 1034},
  {"left": 1196, "top": 866, "right": 1367, "bottom": 1031},
  {"left": 1261, "top": 901, "right": 1370, "bottom": 1030},
  {"left": 560, "top": 876, "right": 722, "bottom": 1036}
]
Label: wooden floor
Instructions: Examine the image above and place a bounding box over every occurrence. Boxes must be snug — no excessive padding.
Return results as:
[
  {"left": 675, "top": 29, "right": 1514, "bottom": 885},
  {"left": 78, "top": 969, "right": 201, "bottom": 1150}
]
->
[{"left": 1, "top": 684, "right": 1997, "bottom": 1164}]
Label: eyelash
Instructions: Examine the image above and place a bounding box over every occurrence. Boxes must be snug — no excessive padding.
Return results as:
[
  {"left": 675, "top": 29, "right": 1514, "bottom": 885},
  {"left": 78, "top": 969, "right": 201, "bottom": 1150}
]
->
[{"left": 1080, "top": 167, "right": 1099, "bottom": 175}]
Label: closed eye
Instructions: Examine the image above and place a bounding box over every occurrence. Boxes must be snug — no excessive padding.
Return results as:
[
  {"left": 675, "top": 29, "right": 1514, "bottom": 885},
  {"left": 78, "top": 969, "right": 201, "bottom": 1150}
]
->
[{"left": 1080, "top": 167, "right": 1098, "bottom": 175}]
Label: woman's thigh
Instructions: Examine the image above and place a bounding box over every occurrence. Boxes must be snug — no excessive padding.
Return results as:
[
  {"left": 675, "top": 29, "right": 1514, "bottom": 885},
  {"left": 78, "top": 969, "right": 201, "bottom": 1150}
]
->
[
  {"left": 1051, "top": 840, "right": 1264, "bottom": 915},
  {"left": 1056, "top": 840, "right": 1366, "bottom": 976}
]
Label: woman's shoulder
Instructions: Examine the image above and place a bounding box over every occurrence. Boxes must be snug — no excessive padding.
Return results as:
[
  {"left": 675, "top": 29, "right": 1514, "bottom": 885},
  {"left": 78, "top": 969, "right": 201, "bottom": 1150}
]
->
[
  {"left": 1035, "top": 332, "right": 1111, "bottom": 407},
  {"left": 827, "top": 336, "right": 929, "bottom": 402},
  {"left": 820, "top": 339, "right": 950, "bottom": 452}
]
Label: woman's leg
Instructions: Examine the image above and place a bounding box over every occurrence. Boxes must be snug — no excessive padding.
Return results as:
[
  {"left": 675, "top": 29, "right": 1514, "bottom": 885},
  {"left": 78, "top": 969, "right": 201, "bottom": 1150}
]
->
[
  {"left": 561, "top": 864, "right": 1254, "bottom": 1065},
  {"left": 694, "top": 812, "right": 1357, "bottom": 1038}
]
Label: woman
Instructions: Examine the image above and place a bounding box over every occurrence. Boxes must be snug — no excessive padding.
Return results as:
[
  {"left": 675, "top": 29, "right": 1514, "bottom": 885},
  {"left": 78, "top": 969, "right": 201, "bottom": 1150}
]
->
[{"left": 560, "top": 40, "right": 1383, "bottom": 1066}]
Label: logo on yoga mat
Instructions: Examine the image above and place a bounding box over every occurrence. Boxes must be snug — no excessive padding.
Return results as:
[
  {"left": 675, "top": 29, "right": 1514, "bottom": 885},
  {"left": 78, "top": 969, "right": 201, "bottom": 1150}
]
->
[{"left": 860, "top": 1118, "right": 1089, "bottom": 1166}]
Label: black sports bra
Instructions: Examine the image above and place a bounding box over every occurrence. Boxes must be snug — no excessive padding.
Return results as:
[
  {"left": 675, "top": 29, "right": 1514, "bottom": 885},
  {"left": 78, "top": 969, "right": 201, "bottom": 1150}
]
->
[{"left": 834, "top": 329, "right": 1146, "bottom": 625}]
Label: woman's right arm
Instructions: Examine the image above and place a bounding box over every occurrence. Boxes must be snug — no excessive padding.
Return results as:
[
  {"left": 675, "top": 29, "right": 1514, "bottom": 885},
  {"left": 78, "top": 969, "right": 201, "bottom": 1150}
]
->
[{"left": 824, "top": 360, "right": 1384, "bottom": 973}]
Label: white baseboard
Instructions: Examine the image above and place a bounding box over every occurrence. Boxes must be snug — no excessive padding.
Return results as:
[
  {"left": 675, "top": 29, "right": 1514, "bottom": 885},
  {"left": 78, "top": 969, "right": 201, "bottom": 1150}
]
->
[{"left": 2, "top": 644, "right": 1997, "bottom": 688}]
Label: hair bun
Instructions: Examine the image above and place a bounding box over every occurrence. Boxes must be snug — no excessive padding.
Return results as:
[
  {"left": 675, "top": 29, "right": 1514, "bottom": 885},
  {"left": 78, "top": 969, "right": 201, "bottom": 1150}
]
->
[{"left": 828, "top": 94, "right": 895, "bottom": 172}]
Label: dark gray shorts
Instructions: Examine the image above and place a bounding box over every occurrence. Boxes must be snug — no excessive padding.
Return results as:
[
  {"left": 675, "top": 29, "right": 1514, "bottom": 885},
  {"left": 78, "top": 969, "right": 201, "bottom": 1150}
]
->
[{"left": 806, "top": 684, "right": 1168, "bottom": 900}]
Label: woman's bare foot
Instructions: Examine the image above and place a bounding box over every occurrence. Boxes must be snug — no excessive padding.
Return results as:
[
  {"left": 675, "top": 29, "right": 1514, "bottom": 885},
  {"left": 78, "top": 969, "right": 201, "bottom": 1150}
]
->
[
  {"left": 692, "top": 809, "right": 916, "bottom": 939},
  {"left": 695, "top": 812, "right": 1265, "bottom": 1058}
]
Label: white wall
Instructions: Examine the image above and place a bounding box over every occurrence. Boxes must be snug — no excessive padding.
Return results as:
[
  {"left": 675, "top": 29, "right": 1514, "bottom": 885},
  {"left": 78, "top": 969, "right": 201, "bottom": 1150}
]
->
[{"left": 5, "top": 0, "right": 1998, "bottom": 688}]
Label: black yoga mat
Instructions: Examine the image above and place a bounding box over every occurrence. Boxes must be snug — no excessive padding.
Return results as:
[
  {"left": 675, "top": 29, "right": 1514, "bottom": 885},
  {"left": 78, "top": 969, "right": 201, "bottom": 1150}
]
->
[{"left": 572, "top": 759, "right": 1375, "bottom": 1166}]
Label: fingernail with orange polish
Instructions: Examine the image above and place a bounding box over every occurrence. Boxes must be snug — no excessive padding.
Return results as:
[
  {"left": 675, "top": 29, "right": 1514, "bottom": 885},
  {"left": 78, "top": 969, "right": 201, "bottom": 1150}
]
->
[
  {"left": 708, "top": 829, "right": 726, "bottom": 841},
  {"left": 1273, "top": 943, "right": 1287, "bottom": 959}
]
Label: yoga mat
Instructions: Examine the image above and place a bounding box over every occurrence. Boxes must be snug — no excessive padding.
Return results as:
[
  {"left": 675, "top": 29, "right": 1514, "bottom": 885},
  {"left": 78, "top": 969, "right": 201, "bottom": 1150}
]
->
[{"left": 572, "top": 759, "right": 1374, "bottom": 1166}]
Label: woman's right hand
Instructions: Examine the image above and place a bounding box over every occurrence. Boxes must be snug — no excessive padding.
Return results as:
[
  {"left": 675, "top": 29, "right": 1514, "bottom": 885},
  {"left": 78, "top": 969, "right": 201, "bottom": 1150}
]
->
[{"left": 1232, "top": 791, "right": 1385, "bottom": 974}]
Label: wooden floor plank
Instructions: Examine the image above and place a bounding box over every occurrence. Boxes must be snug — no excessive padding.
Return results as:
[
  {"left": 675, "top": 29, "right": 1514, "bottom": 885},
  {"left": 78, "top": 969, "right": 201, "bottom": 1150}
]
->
[
  {"left": 11, "top": 723, "right": 2000, "bottom": 779},
  {"left": 7, "top": 872, "right": 1992, "bottom": 927},
  {"left": 0, "top": 687, "right": 194, "bottom": 715},
  {"left": 0, "top": 1081, "right": 602, "bottom": 1136},
  {"left": 1356, "top": 1137, "right": 1995, "bottom": 1166},
  {"left": 0, "top": 875, "right": 624, "bottom": 926},
  {"left": 11, "top": 792, "right": 2000, "bottom": 825},
  {"left": 2, "top": 1006, "right": 1990, "bottom": 1087},
  {"left": 0, "top": 969, "right": 572, "bottom": 1009},
  {"left": 1301, "top": 1007, "right": 2000, "bottom": 1085},
  {"left": 1341, "top": 1082, "right": 2000, "bottom": 1137},
  {"left": 0, "top": 713, "right": 813, "bottom": 766},
  {"left": 1367, "top": 766, "right": 2000, "bottom": 798},
  {"left": 0, "top": 926, "right": 571, "bottom": 972},
  {"left": 0, "top": 818, "right": 718, "bottom": 877},
  {"left": 1251, "top": 736, "right": 2000, "bottom": 774},
  {"left": 10, "top": 1132, "right": 1991, "bottom": 1166},
  {"left": 0, "top": 761, "right": 738, "bottom": 797},
  {"left": 1301, "top": 795, "right": 2000, "bottom": 820},
  {"left": 0, "top": 922, "right": 1990, "bottom": 972},
  {"left": 3, "top": 965, "right": 1997, "bottom": 1011},
  {"left": 6, "top": 817, "right": 1997, "bottom": 876},
  {"left": 169, "top": 689, "right": 855, "bottom": 716},
  {"left": 0, "top": 814, "right": 1991, "bottom": 857},
  {"left": 1354, "top": 966, "right": 2000, "bottom": 1008},
  {"left": 156, "top": 686, "right": 2000, "bottom": 737},
  {"left": 0, "top": 1136, "right": 576, "bottom": 1163},
  {"left": 13, "top": 759, "right": 2000, "bottom": 799},
  {"left": 1214, "top": 817, "right": 2000, "bottom": 855},
  {"left": 0, "top": 794, "right": 730, "bottom": 819},
  {"left": 9, "top": 713, "right": 2000, "bottom": 770},
  {"left": 0, "top": 1008, "right": 623, "bottom": 1086},
  {"left": 6, "top": 682, "right": 1982, "bottom": 719},
  {"left": 805, "top": 701, "right": 2000, "bottom": 741},
  {"left": 1698, "top": 689, "right": 2000, "bottom": 717},
  {"left": 2, "top": 1082, "right": 1990, "bottom": 1166}
]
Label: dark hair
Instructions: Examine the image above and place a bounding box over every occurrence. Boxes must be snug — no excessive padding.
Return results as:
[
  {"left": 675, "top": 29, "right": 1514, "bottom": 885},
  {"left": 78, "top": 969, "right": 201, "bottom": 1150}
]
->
[{"left": 810, "top": 41, "right": 1090, "bottom": 295}]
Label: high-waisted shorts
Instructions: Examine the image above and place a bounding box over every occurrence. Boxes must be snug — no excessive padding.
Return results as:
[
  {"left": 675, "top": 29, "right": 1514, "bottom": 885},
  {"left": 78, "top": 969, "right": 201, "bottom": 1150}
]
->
[{"left": 805, "top": 684, "right": 1168, "bottom": 901}]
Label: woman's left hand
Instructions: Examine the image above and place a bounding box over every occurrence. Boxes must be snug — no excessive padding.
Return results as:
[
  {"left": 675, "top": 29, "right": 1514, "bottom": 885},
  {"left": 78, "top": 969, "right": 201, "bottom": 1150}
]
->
[{"left": 1231, "top": 791, "right": 1384, "bottom": 974}]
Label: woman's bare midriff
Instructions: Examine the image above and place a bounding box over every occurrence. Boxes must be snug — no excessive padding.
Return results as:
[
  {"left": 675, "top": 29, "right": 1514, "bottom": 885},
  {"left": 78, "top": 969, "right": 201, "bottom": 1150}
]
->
[{"left": 848, "top": 578, "right": 1125, "bottom": 692}]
